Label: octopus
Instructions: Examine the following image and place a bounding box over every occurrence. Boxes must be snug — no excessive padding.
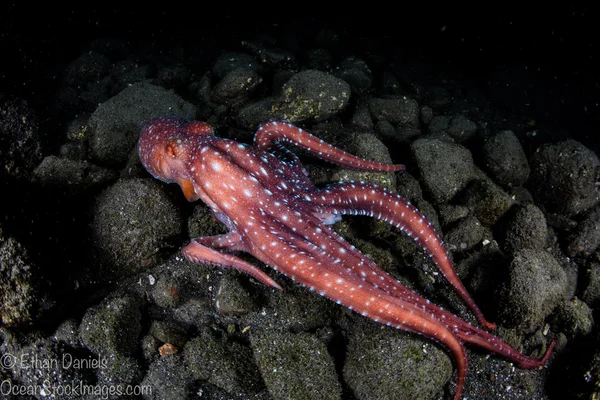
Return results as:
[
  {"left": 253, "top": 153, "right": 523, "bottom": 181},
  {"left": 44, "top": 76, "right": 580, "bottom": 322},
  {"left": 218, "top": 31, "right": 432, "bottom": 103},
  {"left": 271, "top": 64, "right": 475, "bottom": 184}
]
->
[{"left": 138, "top": 117, "right": 553, "bottom": 399}]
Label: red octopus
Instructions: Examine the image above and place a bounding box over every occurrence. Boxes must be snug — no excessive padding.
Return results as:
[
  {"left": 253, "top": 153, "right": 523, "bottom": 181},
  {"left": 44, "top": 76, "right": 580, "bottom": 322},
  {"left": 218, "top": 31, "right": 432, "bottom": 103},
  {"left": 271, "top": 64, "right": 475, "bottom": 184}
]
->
[{"left": 138, "top": 117, "right": 553, "bottom": 399}]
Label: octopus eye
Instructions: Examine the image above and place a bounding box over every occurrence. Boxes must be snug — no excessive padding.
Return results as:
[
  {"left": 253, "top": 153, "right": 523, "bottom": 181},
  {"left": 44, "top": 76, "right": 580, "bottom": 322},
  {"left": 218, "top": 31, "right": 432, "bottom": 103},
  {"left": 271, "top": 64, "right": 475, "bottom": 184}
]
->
[{"left": 165, "top": 143, "right": 177, "bottom": 158}]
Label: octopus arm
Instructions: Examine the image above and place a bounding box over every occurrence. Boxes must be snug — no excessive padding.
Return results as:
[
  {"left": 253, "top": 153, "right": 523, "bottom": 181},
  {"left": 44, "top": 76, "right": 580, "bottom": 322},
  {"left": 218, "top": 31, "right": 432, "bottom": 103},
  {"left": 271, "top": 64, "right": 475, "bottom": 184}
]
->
[
  {"left": 254, "top": 120, "right": 405, "bottom": 172},
  {"left": 454, "top": 324, "right": 555, "bottom": 368},
  {"left": 305, "top": 181, "right": 497, "bottom": 330},
  {"left": 182, "top": 236, "right": 282, "bottom": 290},
  {"left": 189, "top": 232, "right": 246, "bottom": 251},
  {"left": 263, "top": 196, "right": 467, "bottom": 325},
  {"left": 251, "top": 217, "right": 471, "bottom": 400}
]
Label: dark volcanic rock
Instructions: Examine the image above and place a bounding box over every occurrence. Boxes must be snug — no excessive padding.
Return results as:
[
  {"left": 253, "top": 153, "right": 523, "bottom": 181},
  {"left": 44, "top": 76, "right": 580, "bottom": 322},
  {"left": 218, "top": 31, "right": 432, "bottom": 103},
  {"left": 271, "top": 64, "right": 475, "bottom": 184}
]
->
[
  {"left": 92, "top": 178, "right": 182, "bottom": 278},
  {"left": 344, "top": 321, "right": 451, "bottom": 400},
  {"left": 482, "top": 130, "right": 531, "bottom": 187},
  {"left": 529, "top": 139, "right": 600, "bottom": 216},
  {"left": 411, "top": 138, "right": 477, "bottom": 203},
  {"left": 0, "top": 97, "right": 43, "bottom": 178}
]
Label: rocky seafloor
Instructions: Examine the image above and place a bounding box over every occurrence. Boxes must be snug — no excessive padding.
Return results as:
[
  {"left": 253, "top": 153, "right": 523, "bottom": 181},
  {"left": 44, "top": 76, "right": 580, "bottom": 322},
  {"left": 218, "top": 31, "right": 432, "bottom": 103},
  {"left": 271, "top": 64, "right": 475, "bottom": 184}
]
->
[{"left": 1, "top": 12, "right": 600, "bottom": 400}]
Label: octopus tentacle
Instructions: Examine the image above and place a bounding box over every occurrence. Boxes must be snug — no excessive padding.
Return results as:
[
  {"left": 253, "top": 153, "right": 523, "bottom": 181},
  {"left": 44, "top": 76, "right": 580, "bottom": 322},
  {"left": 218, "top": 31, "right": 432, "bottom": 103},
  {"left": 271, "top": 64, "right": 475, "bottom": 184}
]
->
[
  {"left": 454, "top": 324, "right": 555, "bottom": 368},
  {"left": 264, "top": 200, "right": 552, "bottom": 366},
  {"left": 190, "top": 232, "right": 246, "bottom": 251},
  {"left": 254, "top": 205, "right": 551, "bottom": 400},
  {"left": 255, "top": 120, "right": 405, "bottom": 172},
  {"left": 247, "top": 208, "right": 472, "bottom": 399},
  {"left": 182, "top": 238, "right": 282, "bottom": 290},
  {"left": 305, "top": 181, "right": 497, "bottom": 330},
  {"left": 255, "top": 198, "right": 473, "bottom": 329}
]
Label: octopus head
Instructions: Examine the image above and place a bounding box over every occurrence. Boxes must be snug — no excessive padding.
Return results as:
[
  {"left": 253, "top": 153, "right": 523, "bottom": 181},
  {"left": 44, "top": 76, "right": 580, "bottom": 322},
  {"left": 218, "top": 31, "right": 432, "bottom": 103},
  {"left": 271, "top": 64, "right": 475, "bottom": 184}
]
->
[
  {"left": 139, "top": 117, "right": 215, "bottom": 201},
  {"left": 138, "top": 117, "right": 188, "bottom": 183}
]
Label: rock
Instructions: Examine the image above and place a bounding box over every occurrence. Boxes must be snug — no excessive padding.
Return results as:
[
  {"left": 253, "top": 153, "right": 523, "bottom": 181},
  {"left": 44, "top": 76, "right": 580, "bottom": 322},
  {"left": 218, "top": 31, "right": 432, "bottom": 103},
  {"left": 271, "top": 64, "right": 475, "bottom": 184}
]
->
[
  {"left": 582, "top": 257, "right": 600, "bottom": 308},
  {"left": 251, "top": 329, "right": 341, "bottom": 400},
  {"left": 52, "top": 318, "right": 81, "bottom": 348},
  {"left": 529, "top": 139, "right": 600, "bottom": 216},
  {"left": 344, "top": 322, "right": 451, "bottom": 400},
  {"left": 305, "top": 48, "right": 334, "bottom": 70},
  {"left": 148, "top": 273, "right": 182, "bottom": 309},
  {"left": 368, "top": 96, "right": 419, "bottom": 126},
  {"left": 183, "top": 335, "right": 263, "bottom": 395},
  {"left": 92, "top": 178, "right": 182, "bottom": 278},
  {"left": 9, "top": 338, "right": 90, "bottom": 397},
  {"left": 551, "top": 298, "right": 594, "bottom": 339},
  {"left": 330, "top": 132, "right": 397, "bottom": 193},
  {"left": 501, "top": 204, "right": 548, "bottom": 254},
  {"left": 373, "top": 119, "right": 395, "bottom": 139},
  {"left": 566, "top": 206, "right": 600, "bottom": 258},
  {"left": 215, "top": 275, "right": 258, "bottom": 316},
  {"left": 271, "top": 70, "right": 351, "bottom": 122},
  {"left": 32, "top": 155, "right": 117, "bottom": 191},
  {"left": 447, "top": 115, "right": 477, "bottom": 142},
  {"left": 573, "top": 347, "right": 600, "bottom": 400},
  {"left": 149, "top": 320, "right": 189, "bottom": 348},
  {"left": 236, "top": 97, "right": 279, "bottom": 129},
  {"left": 501, "top": 249, "right": 569, "bottom": 330},
  {"left": 171, "top": 298, "right": 213, "bottom": 332},
  {"left": 62, "top": 51, "right": 110, "bottom": 88},
  {"left": 155, "top": 63, "right": 192, "bottom": 90},
  {"left": 396, "top": 171, "right": 424, "bottom": 204},
  {"left": 349, "top": 101, "right": 374, "bottom": 130},
  {"left": 79, "top": 294, "right": 142, "bottom": 357},
  {"left": 141, "top": 355, "right": 193, "bottom": 400},
  {"left": 0, "top": 230, "right": 41, "bottom": 327},
  {"left": 459, "top": 178, "right": 513, "bottom": 226},
  {"left": 411, "top": 138, "right": 477, "bottom": 203},
  {"left": 211, "top": 67, "right": 263, "bottom": 106},
  {"left": 251, "top": 284, "right": 335, "bottom": 333},
  {"left": 0, "top": 97, "right": 43, "bottom": 178},
  {"left": 437, "top": 204, "right": 470, "bottom": 226},
  {"left": 481, "top": 130, "right": 530, "bottom": 187},
  {"left": 187, "top": 204, "right": 228, "bottom": 239},
  {"left": 420, "top": 105, "right": 434, "bottom": 125},
  {"left": 335, "top": 57, "right": 372, "bottom": 93},
  {"left": 97, "top": 355, "right": 144, "bottom": 398},
  {"left": 428, "top": 115, "right": 449, "bottom": 134},
  {"left": 444, "top": 216, "right": 485, "bottom": 253}
]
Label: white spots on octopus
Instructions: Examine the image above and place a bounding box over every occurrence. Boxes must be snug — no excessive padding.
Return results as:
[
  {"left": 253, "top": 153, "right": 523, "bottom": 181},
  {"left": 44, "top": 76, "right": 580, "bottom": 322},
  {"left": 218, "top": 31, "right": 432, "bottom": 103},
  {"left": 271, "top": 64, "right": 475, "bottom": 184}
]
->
[
  {"left": 211, "top": 160, "right": 223, "bottom": 172},
  {"left": 148, "top": 119, "right": 464, "bottom": 359}
]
